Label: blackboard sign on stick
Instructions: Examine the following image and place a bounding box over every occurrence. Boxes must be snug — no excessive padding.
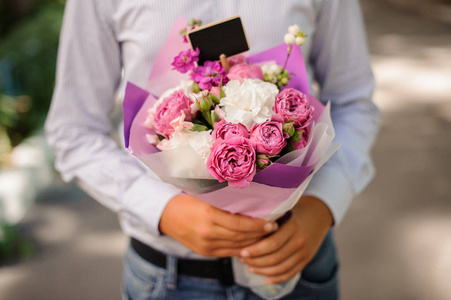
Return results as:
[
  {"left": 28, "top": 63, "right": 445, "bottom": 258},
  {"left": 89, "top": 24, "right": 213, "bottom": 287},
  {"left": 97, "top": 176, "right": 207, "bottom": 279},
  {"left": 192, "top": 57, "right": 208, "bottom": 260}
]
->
[{"left": 187, "top": 16, "right": 250, "bottom": 65}]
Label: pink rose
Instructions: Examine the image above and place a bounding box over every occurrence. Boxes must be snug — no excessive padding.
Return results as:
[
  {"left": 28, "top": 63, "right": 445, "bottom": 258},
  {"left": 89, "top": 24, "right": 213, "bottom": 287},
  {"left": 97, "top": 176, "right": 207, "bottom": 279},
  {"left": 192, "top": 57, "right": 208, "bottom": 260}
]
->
[
  {"left": 207, "top": 136, "right": 256, "bottom": 188},
  {"left": 153, "top": 89, "right": 192, "bottom": 137},
  {"left": 227, "top": 63, "right": 264, "bottom": 82},
  {"left": 273, "top": 88, "right": 314, "bottom": 129},
  {"left": 212, "top": 120, "right": 249, "bottom": 140},
  {"left": 292, "top": 126, "right": 311, "bottom": 150},
  {"left": 249, "top": 115, "right": 288, "bottom": 155},
  {"left": 227, "top": 55, "right": 247, "bottom": 67}
]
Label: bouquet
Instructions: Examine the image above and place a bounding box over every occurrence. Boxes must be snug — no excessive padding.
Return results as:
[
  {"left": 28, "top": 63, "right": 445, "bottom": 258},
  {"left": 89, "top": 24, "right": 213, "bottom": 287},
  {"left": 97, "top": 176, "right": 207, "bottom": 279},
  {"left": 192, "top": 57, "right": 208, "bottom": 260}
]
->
[{"left": 123, "top": 17, "right": 339, "bottom": 299}]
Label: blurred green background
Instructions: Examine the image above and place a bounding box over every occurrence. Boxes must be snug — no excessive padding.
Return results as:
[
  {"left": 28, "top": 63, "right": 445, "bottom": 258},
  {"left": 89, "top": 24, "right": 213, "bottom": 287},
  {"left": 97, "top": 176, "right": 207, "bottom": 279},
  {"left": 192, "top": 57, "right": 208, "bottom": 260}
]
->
[
  {"left": 0, "top": 0, "right": 65, "bottom": 263},
  {"left": 0, "top": 0, "right": 65, "bottom": 153}
]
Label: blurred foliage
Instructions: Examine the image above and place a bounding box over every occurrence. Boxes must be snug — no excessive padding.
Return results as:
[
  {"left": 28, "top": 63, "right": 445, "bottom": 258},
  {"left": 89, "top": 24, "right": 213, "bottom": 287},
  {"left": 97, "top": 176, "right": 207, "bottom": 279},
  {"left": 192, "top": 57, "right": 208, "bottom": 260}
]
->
[
  {"left": 0, "top": 224, "right": 35, "bottom": 265},
  {"left": 0, "top": 0, "right": 65, "bottom": 37},
  {"left": 0, "top": 1, "right": 65, "bottom": 150}
]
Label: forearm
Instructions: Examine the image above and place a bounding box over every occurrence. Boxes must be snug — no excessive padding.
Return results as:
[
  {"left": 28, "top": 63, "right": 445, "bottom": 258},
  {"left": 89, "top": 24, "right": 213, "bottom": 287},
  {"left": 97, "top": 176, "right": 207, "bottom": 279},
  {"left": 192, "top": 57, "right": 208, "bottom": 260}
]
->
[{"left": 306, "top": 0, "right": 380, "bottom": 224}]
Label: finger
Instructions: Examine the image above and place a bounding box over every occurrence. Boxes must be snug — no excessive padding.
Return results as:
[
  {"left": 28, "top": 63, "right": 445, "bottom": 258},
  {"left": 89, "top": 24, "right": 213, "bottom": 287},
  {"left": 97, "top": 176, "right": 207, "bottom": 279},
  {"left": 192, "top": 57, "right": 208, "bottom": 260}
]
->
[
  {"left": 264, "top": 260, "right": 308, "bottom": 284},
  {"left": 206, "top": 238, "right": 261, "bottom": 251},
  {"left": 240, "top": 240, "right": 300, "bottom": 268},
  {"left": 214, "top": 210, "right": 278, "bottom": 233},
  {"left": 207, "top": 248, "right": 242, "bottom": 258},
  {"left": 240, "top": 223, "right": 294, "bottom": 258},
  {"left": 211, "top": 225, "right": 268, "bottom": 242},
  {"left": 248, "top": 251, "right": 305, "bottom": 277}
]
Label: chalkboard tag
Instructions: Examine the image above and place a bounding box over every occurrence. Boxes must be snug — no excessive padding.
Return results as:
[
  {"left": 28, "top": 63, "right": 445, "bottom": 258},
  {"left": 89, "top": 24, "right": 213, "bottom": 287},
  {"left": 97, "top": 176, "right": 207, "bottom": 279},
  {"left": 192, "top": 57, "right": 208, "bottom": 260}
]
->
[{"left": 187, "top": 16, "right": 250, "bottom": 65}]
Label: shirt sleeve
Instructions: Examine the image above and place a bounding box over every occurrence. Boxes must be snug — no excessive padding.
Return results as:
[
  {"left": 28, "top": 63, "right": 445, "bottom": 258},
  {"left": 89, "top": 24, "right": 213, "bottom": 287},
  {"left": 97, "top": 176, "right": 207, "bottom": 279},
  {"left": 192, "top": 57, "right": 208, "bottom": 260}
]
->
[
  {"left": 44, "top": 0, "right": 181, "bottom": 236},
  {"left": 305, "top": 0, "right": 380, "bottom": 225}
]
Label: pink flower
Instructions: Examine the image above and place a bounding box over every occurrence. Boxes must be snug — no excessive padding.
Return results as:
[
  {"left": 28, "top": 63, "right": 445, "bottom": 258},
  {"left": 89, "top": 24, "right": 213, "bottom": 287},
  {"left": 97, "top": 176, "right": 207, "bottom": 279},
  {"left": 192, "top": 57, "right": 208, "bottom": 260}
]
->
[
  {"left": 209, "top": 86, "right": 221, "bottom": 99},
  {"left": 180, "top": 19, "right": 202, "bottom": 43},
  {"left": 207, "top": 136, "right": 256, "bottom": 188},
  {"left": 212, "top": 120, "right": 249, "bottom": 140},
  {"left": 227, "top": 55, "right": 247, "bottom": 67},
  {"left": 256, "top": 154, "right": 271, "bottom": 170},
  {"left": 169, "top": 111, "right": 194, "bottom": 135},
  {"left": 214, "top": 106, "right": 226, "bottom": 119},
  {"left": 227, "top": 63, "right": 264, "bottom": 82},
  {"left": 273, "top": 88, "right": 314, "bottom": 129},
  {"left": 191, "top": 61, "right": 228, "bottom": 90},
  {"left": 292, "top": 126, "right": 311, "bottom": 150},
  {"left": 249, "top": 115, "right": 288, "bottom": 155},
  {"left": 171, "top": 48, "right": 200, "bottom": 74},
  {"left": 153, "top": 90, "right": 193, "bottom": 137}
]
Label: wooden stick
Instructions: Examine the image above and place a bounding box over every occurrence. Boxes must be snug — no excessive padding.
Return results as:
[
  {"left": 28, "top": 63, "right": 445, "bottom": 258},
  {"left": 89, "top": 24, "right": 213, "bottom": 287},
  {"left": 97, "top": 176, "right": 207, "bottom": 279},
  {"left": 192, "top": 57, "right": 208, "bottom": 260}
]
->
[{"left": 219, "top": 54, "right": 230, "bottom": 72}]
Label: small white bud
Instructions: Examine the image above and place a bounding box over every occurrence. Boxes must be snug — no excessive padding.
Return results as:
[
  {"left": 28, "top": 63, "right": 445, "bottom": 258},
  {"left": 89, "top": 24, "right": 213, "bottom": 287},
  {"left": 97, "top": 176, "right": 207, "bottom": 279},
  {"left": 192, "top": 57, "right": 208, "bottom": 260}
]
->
[
  {"left": 284, "top": 33, "right": 295, "bottom": 45},
  {"left": 270, "top": 64, "right": 282, "bottom": 75},
  {"left": 266, "top": 68, "right": 275, "bottom": 76},
  {"left": 295, "top": 36, "right": 305, "bottom": 46},
  {"left": 288, "top": 25, "right": 300, "bottom": 36},
  {"left": 261, "top": 64, "right": 269, "bottom": 73}
]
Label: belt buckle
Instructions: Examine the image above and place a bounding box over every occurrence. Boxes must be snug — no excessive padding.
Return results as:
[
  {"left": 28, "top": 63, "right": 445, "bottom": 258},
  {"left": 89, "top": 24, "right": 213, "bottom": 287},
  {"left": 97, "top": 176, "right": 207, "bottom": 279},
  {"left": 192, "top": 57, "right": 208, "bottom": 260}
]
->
[{"left": 218, "top": 258, "right": 235, "bottom": 287}]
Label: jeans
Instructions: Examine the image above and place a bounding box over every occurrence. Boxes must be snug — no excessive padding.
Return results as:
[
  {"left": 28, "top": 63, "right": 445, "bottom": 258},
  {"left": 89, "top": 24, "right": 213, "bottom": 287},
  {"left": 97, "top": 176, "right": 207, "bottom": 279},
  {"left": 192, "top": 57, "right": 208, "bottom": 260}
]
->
[{"left": 122, "top": 231, "right": 339, "bottom": 300}]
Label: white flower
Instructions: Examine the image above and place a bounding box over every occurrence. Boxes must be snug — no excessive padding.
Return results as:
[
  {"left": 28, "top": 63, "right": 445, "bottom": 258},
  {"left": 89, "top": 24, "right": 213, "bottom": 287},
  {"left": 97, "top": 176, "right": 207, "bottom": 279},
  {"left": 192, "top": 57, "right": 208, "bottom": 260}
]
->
[
  {"left": 157, "top": 129, "right": 213, "bottom": 163},
  {"left": 288, "top": 24, "right": 301, "bottom": 36},
  {"left": 285, "top": 25, "right": 306, "bottom": 46},
  {"left": 270, "top": 64, "right": 282, "bottom": 75},
  {"left": 146, "top": 134, "right": 159, "bottom": 145},
  {"left": 284, "top": 33, "right": 295, "bottom": 45},
  {"left": 220, "top": 79, "right": 279, "bottom": 129},
  {"left": 295, "top": 36, "right": 305, "bottom": 46}
]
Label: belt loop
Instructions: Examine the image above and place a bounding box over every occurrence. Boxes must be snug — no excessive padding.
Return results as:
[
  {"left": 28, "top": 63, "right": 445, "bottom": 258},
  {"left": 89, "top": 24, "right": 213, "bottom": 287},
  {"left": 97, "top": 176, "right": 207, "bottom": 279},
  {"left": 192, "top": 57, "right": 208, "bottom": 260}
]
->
[{"left": 166, "top": 255, "right": 178, "bottom": 290}]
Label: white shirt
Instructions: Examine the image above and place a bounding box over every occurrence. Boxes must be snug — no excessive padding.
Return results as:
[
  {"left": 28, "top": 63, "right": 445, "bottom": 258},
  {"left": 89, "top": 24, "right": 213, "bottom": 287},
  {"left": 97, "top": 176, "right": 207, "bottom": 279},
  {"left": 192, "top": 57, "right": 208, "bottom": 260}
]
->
[{"left": 45, "top": 0, "right": 380, "bottom": 258}]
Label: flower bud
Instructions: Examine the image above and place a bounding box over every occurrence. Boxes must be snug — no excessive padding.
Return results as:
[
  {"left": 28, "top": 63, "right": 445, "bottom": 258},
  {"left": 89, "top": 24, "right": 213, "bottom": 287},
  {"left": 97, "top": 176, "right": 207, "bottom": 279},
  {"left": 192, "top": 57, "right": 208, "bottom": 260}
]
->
[
  {"left": 210, "top": 110, "right": 220, "bottom": 124},
  {"left": 197, "top": 96, "right": 212, "bottom": 111},
  {"left": 265, "top": 68, "right": 275, "bottom": 76},
  {"left": 210, "top": 86, "right": 221, "bottom": 99},
  {"left": 265, "top": 74, "right": 275, "bottom": 83},
  {"left": 283, "top": 122, "right": 295, "bottom": 137},
  {"left": 295, "top": 36, "right": 305, "bottom": 46},
  {"left": 284, "top": 33, "right": 295, "bottom": 45},
  {"left": 220, "top": 87, "right": 226, "bottom": 98},
  {"left": 256, "top": 154, "right": 271, "bottom": 170},
  {"left": 288, "top": 24, "right": 301, "bottom": 36},
  {"left": 281, "top": 77, "right": 289, "bottom": 85},
  {"left": 209, "top": 93, "right": 220, "bottom": 104},
  {"left": 270, "top": 64, "right": 282, "bottom": 75},
  {"left": 291, "top": 129, "right": 303, "bottom": 143},
  {"left": 192, "top": 82, "right": 200, "bottom": 93}
]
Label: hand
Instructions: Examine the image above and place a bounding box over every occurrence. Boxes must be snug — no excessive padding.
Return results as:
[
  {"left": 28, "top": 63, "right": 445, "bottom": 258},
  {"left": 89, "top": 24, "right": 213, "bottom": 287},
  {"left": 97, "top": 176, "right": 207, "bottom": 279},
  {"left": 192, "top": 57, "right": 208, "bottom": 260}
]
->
[
  {"left": 159, "top": 194, "right": 278, "bottom": 257},
  {"left": 239, "top": 195, "right": 333, "bottom": 284}
]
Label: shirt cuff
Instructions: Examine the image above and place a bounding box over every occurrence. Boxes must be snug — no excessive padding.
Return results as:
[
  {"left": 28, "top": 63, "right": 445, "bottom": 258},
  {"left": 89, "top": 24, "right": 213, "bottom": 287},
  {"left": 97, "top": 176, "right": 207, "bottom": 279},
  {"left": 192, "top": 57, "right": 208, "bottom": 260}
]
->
[
  {"left": 304, "top": 165, "right": 354, "bottom": 226},
  {"left": 122, "top": 175, "right": 181, "bottom": 236}
]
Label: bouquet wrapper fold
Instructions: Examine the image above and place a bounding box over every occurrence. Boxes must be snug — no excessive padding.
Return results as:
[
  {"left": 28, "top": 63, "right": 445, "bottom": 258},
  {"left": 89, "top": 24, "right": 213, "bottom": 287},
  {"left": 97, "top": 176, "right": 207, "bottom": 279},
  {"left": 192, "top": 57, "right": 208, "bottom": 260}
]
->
[{"left": 123, "top": 19, "right": 339, "bottom": 299}]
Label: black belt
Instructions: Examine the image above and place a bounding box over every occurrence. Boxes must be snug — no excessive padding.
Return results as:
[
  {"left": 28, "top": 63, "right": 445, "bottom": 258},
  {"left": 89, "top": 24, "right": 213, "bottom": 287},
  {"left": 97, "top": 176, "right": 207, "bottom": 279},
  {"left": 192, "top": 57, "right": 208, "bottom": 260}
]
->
[{"left": 131, "top": 238, "right": 235, "bottom": 286}]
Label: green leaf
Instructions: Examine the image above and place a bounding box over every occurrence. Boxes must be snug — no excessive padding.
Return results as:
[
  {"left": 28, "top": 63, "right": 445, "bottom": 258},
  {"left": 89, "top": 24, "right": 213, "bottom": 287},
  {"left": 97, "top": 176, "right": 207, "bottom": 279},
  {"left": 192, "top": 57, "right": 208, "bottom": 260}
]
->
[{"left": 191, "top": 124, "right": 209, "bottom": 132}]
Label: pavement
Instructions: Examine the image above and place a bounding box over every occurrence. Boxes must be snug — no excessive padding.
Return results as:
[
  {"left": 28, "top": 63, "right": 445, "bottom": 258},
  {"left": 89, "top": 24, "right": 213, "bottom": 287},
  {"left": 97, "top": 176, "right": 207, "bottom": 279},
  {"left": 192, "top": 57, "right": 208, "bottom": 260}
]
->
[{"left": 1, "top": 1, "right": 450, "bottom": 299}]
